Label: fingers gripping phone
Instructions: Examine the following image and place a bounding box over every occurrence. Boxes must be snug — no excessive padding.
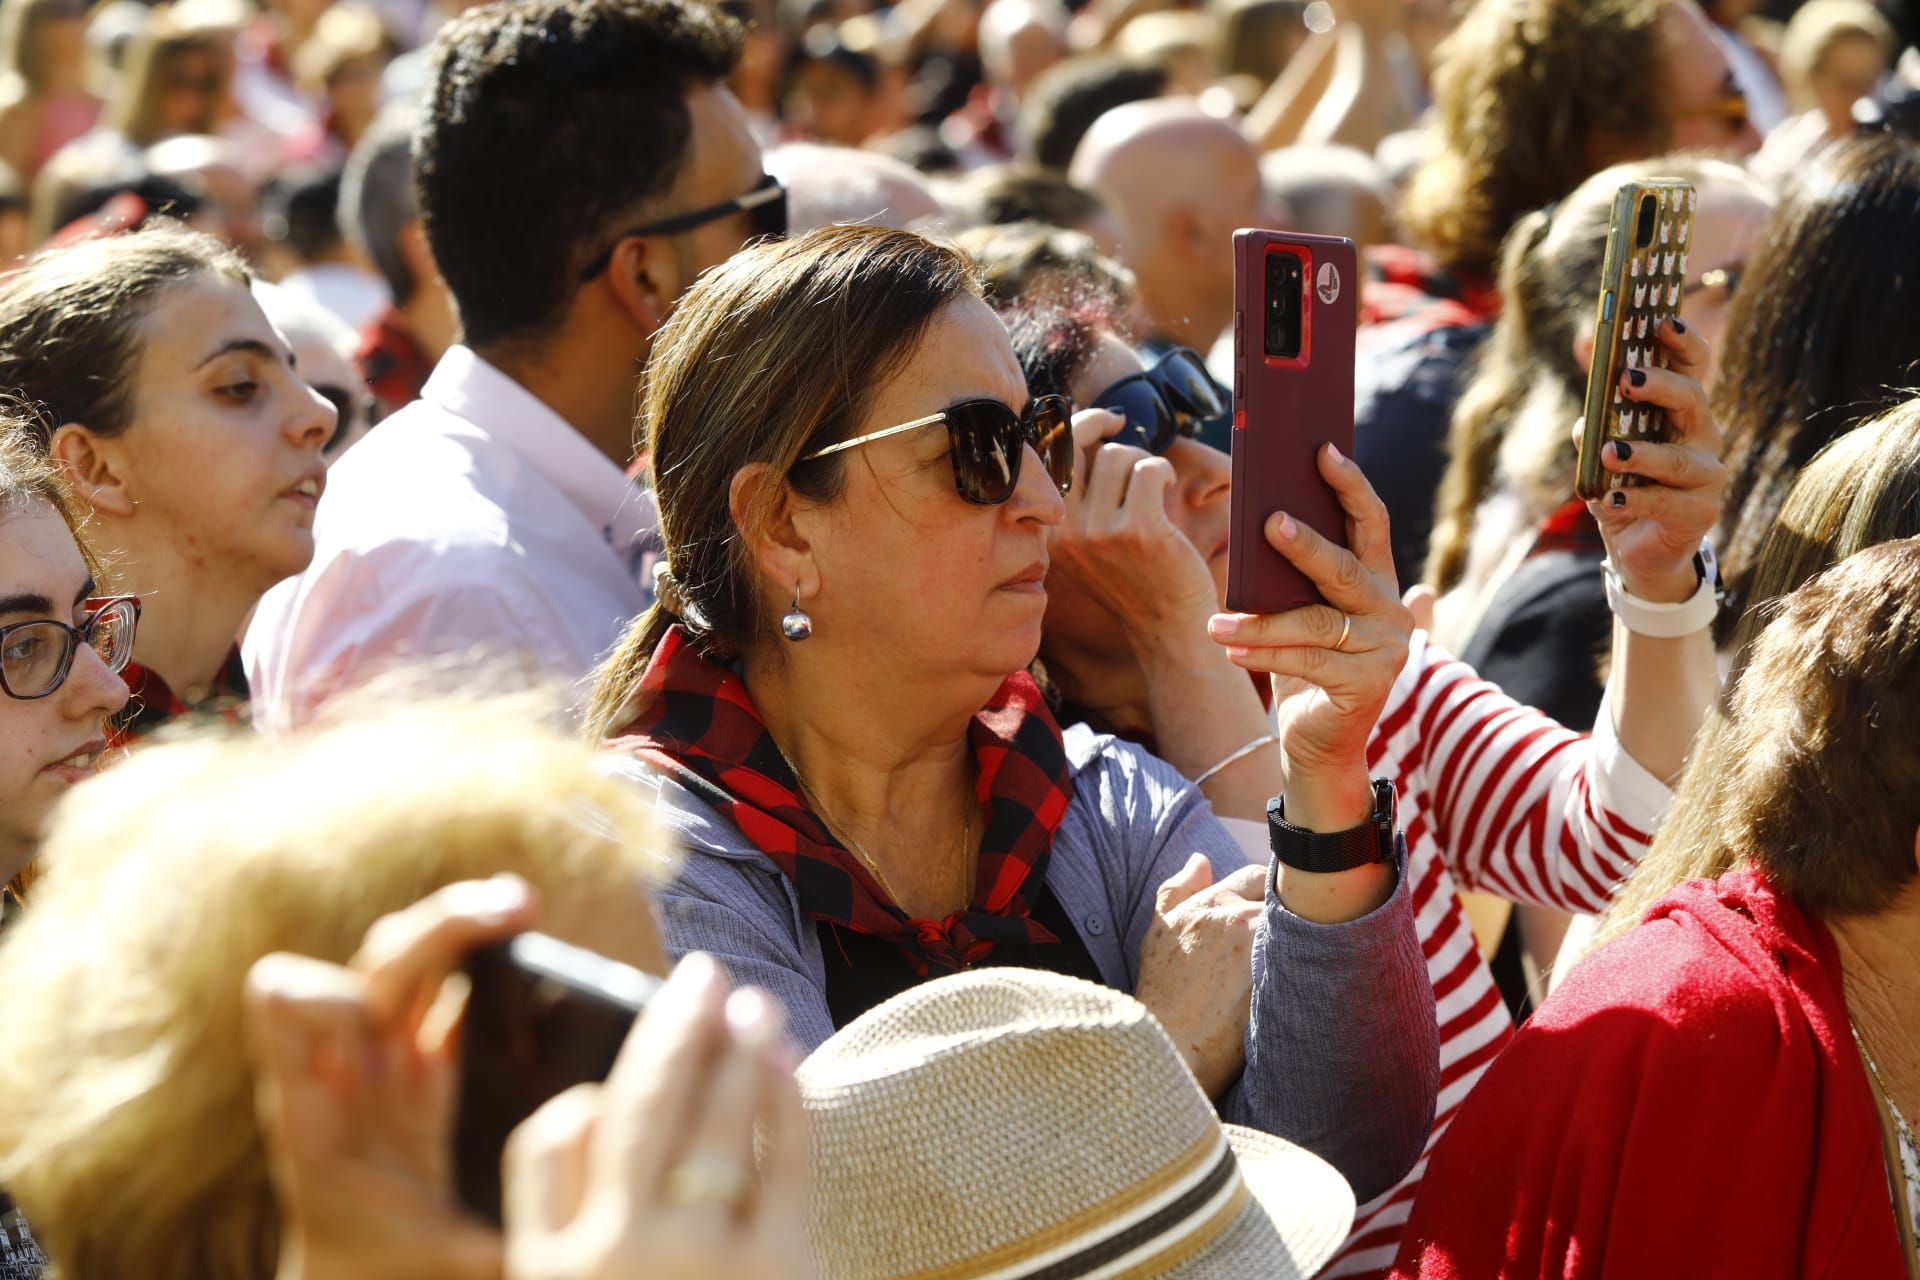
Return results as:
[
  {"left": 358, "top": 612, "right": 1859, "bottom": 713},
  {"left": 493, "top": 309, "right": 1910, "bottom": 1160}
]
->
[
  {"left": 1227, "top": 230, "right": 1357, "bottom": 613},
  {"left": 1575, "top": 180, "right": 1697, "bottom": 501},
  {"left": 453, "top": 932, "right": 658, "bottom": 1224}
]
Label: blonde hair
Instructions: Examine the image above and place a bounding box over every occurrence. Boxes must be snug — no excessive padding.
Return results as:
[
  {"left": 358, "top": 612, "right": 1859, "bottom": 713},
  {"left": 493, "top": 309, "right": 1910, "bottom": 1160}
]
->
[
  {"left": 1425, "top": 155, "right": 1762, "bottom": 592},
  {"left": 586, "top": 224, "right": 981, "bottom": 739},
  {"left": 1779, "top": 0, "right": 1895, "bottom": 105},
  {"left": 1400, "top": 0, "right": 1669, "bottom": 279},
  {"left": 1597, "top": 395, "right": 1920, "bottom": 941},
  {"left": 0, "top": 699, "right": 674, "bottom": 1280},
  {"left": 292, "top": 2, "right": 389, "bottom": 92},
  {"left": 104, "top": 5, "right": 228, "bottom": 146}
]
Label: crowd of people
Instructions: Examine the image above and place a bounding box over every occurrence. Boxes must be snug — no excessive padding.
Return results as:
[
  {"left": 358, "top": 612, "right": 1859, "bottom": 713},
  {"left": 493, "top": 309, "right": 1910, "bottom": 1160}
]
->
[{"left": 0, "top": 0, "right": 1916, "bottom": 1274}]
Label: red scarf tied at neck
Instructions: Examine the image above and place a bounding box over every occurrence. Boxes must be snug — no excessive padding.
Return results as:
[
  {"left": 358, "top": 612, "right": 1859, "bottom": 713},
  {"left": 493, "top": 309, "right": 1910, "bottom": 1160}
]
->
[{"left": 610, "top": 626, "right": 1075, "bottom": 976}]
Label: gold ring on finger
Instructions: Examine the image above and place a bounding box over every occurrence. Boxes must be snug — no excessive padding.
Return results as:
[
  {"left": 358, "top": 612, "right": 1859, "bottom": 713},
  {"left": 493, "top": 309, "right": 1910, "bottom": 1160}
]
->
[
  {"left": 665, "top": 1152, "right": 754, "bottom": 1211},
  {"left": 1335, "top": 613, "right": 1352, "bottom": 652}
]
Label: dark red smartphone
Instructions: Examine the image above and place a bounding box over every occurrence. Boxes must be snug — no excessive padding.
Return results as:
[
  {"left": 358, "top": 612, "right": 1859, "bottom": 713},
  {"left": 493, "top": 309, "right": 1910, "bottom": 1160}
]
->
[
  {"left": 453, "top": 932, "right": 658, "bottom": 1224},
  {"left": 1226, "top": 229, "right": 1357, "bottom": 614}
]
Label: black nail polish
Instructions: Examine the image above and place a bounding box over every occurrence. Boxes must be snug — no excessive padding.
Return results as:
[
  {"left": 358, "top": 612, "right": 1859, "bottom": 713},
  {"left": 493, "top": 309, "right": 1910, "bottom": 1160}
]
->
[
  {"left": 1610, "top": 490, "right": 1627, "bottom": 509},
  {"left": 1628, "top": 369, "right": 1647, "bottom": 388},
  {"left": 1613, "top": 440, "right": 1632, "bottom": 461},
  {"left": 1671, "top": 318, "right": 1688, "bottom": 334}
]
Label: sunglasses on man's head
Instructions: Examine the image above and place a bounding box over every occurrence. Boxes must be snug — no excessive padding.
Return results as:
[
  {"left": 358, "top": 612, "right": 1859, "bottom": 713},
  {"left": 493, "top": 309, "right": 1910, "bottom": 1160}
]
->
[
  {"left": 577, "top": 174, "right": 788, "bottom": 282},
  {"left": 1088, "top": 346, "right": 1225, "bottom": 454},
  {"left": 800, "top": 394, "right": 1074, "bottom": 505}
]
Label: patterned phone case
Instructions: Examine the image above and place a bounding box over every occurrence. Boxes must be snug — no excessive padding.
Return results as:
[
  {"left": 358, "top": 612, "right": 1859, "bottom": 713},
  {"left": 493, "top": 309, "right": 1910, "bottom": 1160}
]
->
[{"left": 1574, "top": 180, "right": 1696, "bottom": 501}]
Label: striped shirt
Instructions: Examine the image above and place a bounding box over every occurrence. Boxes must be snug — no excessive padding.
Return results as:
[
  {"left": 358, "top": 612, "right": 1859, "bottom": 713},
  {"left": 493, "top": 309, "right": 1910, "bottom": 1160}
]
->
[{"left": 1323, "top": 631, "right": 1669, "bottom": 1277}]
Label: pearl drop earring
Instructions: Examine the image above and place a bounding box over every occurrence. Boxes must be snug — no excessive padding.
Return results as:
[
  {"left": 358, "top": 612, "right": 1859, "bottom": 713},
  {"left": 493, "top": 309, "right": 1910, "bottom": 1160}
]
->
[{"left": 780, "top": 595, "right": 813, "bottom": 641}]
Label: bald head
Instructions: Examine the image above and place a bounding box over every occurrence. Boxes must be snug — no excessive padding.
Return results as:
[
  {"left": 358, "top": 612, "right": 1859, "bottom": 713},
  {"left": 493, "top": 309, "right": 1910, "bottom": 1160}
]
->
[
  {"left": 766, "top": 143, "right": 947, "bottom": 233},
  {"left": 1067, "top": 100, "right": 1264, "bottom": 346},
  {"left": 979, "top": 0, "right": 1069, "bottom": 95},
  {"left": 1069, "top": 100, "right": 1262, "bottom": 238}
]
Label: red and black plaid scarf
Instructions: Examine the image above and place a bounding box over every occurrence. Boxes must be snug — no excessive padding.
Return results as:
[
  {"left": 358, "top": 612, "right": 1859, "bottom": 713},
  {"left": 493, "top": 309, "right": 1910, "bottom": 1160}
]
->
[{"left": 610, "top": 625, "right": 1074, "bottom": 976}]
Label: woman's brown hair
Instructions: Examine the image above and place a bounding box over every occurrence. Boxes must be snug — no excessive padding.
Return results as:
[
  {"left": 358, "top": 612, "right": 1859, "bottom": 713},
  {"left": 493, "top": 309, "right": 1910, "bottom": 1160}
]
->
[
  {"left": 0, "top": 221, "right": 248, "bottom": 448},
  {"left": 1710, "top": 134, "right": 1920, "bottom": 644},
  {"left": 587, "top": 224, "right": 982, "bottom": 739},
  {"left": 1713, "top": 536, "right": 1920, "bottom": 917},
  {"left": 1598, "top": 395, "right": 1920, "bottom": 940},
  {"left": 1399, "top": 0, "right": 1669, "bottom": 280}
]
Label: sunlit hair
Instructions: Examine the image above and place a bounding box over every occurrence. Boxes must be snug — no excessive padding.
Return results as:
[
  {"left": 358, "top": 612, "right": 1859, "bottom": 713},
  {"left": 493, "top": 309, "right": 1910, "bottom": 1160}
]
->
[
  {"left": 1425, "top": 154, "right": 1762, "bottom": 593},
  {"left": 1778, "top": 0, "right": 1895, "bottom": 107},
  {"left": 0, "top": 220, "right": 248, "bottom": 449},
  {"left": 957, "top": 219, "right": 1134, "bottom": 313},
  {"left": 103, "top": 7, "right": 228, "bottom": 147},
  {"left": 0, "top": 699, "right": 675, "bottom": 1280},
  {"left": 1399, "top": 0, "right": 1668, "bottom": 279},
  {"left": 1714, "top": 537, "right": 1920, "bottom": 914},
  {"left": 1598, "top": 396, "right": 1920, "bottom": 941},
  {"left": 1711, "top": 134, "right": 1920, "bottom": 642},
  {"left": 586, "top": 224, "right": 980, "bottom": 738}
]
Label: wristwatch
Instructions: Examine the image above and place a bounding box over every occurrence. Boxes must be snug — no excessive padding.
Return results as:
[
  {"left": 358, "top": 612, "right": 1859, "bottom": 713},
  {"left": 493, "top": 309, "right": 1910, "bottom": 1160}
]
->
[{"left": 1265, "top": 778, "right": 1398, "bottom": 873}]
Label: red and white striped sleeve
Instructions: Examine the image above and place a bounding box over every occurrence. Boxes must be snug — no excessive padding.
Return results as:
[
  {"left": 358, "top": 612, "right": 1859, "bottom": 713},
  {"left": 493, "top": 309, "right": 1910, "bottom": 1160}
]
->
[{"left": 1364, "top": 631, "right": 1673, "bottom": 914}]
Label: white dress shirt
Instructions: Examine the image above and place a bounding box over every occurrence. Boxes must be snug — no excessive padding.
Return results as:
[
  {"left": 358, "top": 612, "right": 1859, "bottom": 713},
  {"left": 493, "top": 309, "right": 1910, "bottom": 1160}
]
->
[{"left": 244, "top": 346, "right": 658, "bottom": 732}]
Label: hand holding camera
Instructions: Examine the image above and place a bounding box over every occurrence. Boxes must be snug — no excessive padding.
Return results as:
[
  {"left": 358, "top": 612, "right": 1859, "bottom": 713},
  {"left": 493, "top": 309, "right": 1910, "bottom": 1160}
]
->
[{"left": 243, "top": 878, "right": 814, "bottom": 1280}]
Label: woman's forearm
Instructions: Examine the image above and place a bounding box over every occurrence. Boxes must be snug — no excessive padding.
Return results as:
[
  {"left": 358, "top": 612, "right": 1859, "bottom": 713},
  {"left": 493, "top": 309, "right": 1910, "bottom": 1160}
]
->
[
  {"left": 1607, "top": 617, "right": 1718, "bottom": 785},
  {"left": 1135, "top": 626, "right": 1284, "bottom": 822}
]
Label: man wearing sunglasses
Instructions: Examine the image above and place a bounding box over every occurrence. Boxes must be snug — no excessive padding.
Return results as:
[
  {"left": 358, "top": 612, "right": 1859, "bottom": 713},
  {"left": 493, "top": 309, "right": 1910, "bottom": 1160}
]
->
[{"left": 247, "top": 0, "right": 789, "bottom": 731}]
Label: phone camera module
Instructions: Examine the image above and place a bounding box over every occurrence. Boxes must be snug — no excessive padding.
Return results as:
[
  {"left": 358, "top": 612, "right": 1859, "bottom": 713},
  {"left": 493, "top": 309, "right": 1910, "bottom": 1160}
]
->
[{"left": 1264, "top": 252, "right": 1304, "bottom": 359}]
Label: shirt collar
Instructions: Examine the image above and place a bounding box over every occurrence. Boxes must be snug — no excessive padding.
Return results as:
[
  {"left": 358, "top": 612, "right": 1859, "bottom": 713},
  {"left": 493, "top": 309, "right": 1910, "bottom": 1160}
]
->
[{"left": 422, "top": 345, "right": 654, "bottom": 553}]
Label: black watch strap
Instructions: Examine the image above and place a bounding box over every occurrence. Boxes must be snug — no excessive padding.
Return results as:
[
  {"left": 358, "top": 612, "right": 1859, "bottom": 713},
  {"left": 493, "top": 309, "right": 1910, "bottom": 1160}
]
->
[{"left": 1265, "top": 778, "right": 1398, "bottom": 873}]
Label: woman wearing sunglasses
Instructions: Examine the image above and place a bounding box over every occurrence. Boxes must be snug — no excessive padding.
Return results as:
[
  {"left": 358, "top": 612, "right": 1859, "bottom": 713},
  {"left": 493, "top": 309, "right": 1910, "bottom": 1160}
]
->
[
  {"left": 987, "top": 243, "right": 1726, "bottom": 1274},
  {"left": 0, "top": 414, "right": 134, "bottom": 886},
  {"left": 590, "top": 225, "right": 1439, "bottom": 1206}
]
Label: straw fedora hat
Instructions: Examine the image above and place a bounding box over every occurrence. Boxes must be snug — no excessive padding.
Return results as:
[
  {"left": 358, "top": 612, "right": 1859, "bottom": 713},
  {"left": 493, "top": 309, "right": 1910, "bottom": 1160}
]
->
[{"left": 797, "top": 968, "right": 1356, "bottom": 1280}]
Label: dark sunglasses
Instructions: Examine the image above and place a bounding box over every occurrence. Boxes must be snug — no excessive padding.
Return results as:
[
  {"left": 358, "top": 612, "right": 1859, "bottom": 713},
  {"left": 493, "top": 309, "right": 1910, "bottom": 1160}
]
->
[
  {"left": 801, "top": 394, "right": 1074, "bottom": 505},
  {"left": 1088, "top": 346, "right": 1225, "bottom": 454},
  {"left": 0, "top": 596, "right": 140, "bottom": 701},
  {"left": 577, "top": 175, "right": 788, "bottom": 282}
]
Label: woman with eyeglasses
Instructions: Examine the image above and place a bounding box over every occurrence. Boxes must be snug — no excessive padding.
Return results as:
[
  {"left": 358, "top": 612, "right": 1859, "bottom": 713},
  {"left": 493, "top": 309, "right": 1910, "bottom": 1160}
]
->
[
  {"left": 0, "top": 410, "right": 134, "bottom": 887},
  {"left": 0, "top": 223, "right": 334, "bottom": 740},
  {"left": 589, "top": 224, "right": 1440, "bottom": 1205},
  {"left": 972, "top": 221, "right": 1727, "bottom": 1277}
]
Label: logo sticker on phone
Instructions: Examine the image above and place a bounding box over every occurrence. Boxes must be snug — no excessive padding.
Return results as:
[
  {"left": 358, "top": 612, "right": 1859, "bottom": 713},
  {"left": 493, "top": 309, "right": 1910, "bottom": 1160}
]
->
[{"left": 1316, "top": 261, "right": 1342, "bottom": 305}]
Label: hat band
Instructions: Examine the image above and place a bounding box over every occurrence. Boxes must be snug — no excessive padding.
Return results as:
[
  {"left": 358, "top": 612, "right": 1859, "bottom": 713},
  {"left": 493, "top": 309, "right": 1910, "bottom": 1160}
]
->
[{"left": 967, "top": 1133, "right": 1248, "bottom": 1280}]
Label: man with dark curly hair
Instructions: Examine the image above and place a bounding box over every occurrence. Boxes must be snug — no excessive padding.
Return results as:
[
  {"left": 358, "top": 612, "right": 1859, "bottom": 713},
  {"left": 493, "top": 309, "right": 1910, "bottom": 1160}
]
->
[{"left": 245, "top": 0, "right": 786, "bottom": 730}]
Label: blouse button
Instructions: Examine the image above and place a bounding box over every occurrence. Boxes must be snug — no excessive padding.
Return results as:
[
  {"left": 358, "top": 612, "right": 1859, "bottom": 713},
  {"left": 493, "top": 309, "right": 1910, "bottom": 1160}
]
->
[{"left": 1085, "top": 915, "right": 1106, "bottom": 936}]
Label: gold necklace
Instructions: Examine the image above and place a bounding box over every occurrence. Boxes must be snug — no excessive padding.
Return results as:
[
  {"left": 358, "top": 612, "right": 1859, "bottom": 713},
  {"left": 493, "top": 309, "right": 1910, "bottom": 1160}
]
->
[{"left": 779, "top": 746, "right": 974, "bottom": 915}]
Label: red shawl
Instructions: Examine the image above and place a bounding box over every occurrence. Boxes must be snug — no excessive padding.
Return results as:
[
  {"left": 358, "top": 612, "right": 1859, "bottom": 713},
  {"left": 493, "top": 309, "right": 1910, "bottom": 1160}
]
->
[{"left": 1392, "top": 866, "right": 1905, "bottom": 1280}]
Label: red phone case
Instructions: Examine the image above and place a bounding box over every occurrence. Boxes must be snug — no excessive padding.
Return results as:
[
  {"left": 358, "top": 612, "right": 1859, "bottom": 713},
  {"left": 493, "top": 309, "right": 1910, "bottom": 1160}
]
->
[{"left": 1227, "top": 229, "right": 1357, "bottom": 614}]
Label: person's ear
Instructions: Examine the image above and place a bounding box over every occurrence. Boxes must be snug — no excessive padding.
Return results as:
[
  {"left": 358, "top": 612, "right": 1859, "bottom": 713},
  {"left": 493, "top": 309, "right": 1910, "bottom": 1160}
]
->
[
  {"left": 729, "top": 461, "right": 819, "bottom": 609},
  {"left": 49, "top": 424, "right": 134, "bottom": 518},
  {"left": 1572, "top": 324, "right": 1597, "bottom": 377},
  {"left": 602, "top": 237, "right": 672, "bottom": 339}
]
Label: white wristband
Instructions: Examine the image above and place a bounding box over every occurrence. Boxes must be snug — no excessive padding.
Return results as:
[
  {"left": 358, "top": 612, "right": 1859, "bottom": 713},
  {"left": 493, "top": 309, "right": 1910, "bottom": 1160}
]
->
[{"left": 1603, "top": 561, "right": 1719, "bottom": 637}]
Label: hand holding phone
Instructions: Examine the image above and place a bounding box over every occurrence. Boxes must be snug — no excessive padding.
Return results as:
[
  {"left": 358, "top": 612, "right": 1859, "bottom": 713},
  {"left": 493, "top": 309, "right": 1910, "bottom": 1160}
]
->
[
  {"left": 1227, "top": 229, "right": 1357, "bottom": 614},
  {"left": 1575, "top": 181, "right": 1697, "bottom": 502}
]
